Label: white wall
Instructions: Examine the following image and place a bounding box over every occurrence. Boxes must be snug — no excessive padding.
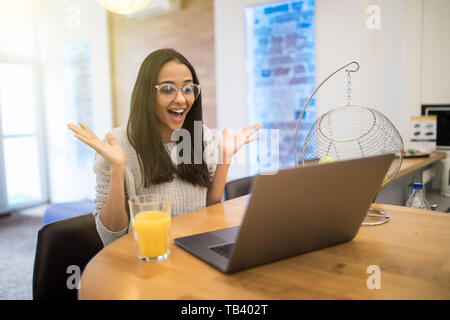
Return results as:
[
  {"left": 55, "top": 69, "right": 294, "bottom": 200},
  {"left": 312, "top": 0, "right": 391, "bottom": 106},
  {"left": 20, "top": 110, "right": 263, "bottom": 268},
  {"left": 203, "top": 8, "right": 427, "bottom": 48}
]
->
[
  {"left": 315, "top": 0, "right": 422, "bottom": 148},
  {"left": 41, "top": 0, "right": 113, "bottom": 202},
  {"left": 422, "top": 0, "right": 450, "bottom": 104},
  {"left": 399, "top": 0, "right": 423, "bottom": 149},
  {"left": 215, "top": 0, "right": 450, "bottom": 180},
  {"left": 315, "top": 0, "right": 364, "bottom": 116},
  {"left": 361, "top": 0, "right": 407, "bottom": 143}
]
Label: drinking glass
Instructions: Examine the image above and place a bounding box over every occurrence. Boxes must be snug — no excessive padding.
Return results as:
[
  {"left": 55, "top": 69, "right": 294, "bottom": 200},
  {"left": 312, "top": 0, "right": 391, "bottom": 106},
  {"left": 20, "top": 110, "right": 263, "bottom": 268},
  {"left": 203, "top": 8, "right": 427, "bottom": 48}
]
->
[{"left": 128, "top": 194, "right": 172, "bottom": 261}]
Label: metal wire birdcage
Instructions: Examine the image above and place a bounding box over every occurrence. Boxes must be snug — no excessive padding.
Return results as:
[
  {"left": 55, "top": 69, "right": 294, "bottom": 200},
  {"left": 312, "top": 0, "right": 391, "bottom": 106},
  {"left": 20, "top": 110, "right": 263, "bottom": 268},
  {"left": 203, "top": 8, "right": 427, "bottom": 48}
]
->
[
  {"left": 302, "top": 105, "right": 403, "bottom": 189},
  {"left": 294, "top": 61, "right": 404, "bottom": 225}
]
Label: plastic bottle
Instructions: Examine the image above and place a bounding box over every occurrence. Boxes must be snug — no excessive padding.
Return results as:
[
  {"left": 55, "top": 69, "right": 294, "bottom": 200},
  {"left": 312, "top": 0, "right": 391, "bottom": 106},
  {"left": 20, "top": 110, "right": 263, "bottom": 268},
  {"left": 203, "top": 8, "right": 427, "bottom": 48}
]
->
[{"left": 405, "top": 182, "right": 430, "bottom": 210}]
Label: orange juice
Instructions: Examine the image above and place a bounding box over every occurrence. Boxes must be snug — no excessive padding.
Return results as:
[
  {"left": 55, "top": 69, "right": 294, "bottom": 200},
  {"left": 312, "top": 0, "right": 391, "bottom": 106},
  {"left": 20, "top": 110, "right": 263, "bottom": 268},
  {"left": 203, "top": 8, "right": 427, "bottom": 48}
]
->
[{"left": 133, "top": 210, "right": 170, "bottom": 258}]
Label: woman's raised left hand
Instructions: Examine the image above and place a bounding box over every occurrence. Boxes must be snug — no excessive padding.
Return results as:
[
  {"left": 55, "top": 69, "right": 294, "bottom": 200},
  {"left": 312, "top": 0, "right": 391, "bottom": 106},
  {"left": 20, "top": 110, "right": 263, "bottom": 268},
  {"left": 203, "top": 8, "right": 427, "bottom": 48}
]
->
[{"left": 219, "top": 124, "right": 261, "bottom": 164}]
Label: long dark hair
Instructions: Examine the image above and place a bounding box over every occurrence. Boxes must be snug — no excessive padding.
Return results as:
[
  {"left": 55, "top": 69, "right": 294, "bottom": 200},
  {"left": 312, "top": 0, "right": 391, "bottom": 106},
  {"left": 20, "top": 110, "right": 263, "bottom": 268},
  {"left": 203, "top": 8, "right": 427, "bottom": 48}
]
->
[{"left": 127, "top": 48, "right": 211, "bottom": 188}]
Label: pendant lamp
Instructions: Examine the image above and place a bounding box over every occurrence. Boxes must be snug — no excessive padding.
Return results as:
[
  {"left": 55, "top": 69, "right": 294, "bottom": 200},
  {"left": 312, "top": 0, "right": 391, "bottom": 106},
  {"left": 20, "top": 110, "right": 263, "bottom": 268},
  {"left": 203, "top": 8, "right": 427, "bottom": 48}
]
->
[{"left": 96, "top": 0, "right": 152, "bottom": 14}]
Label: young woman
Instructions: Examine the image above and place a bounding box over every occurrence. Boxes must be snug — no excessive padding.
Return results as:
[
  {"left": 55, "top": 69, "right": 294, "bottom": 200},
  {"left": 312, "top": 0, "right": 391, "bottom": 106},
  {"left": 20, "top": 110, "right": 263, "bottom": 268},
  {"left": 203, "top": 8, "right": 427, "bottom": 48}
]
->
[{"left": 68, "top": 48, "right": 260, "bottom": 246}]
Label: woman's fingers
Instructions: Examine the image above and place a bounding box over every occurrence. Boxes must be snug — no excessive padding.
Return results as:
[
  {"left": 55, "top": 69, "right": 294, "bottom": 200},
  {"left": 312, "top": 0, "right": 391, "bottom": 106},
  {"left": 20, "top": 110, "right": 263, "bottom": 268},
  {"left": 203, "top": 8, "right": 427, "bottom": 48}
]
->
[
  {"left": 241, "top": 124, "right": 261, "bottom": 138},
  {"left": 67, "top": 123, "right": 82, "bottom": 134},
  {"left": 68, "top": 123, "right": 102, "bottom": 150},
  {"left": 105, "top": 132, "right": 118, "bottom": 146},
  {"left": 78, "top": 121, "right": 97, "bottom": 138},
  {"left": 67, "top": 123, "right": 90, "bottom": 139},
  {"left": 68, "top": 124, "right": 126, "bottom": 165},
  {"left": 238, "top": 124, "right": 261, "bottom": 143},
  {"left": 73, "top": 133, "right": 94, "bottom": 148},
  {"left": 73, "top": 122, "right": 99, "bottom": 142},
  {"left": 68, "top": 122, "right": 99, "bottom": 141},
  {"left": 246, "top": 135, "right": 260, "bottom": 144},
  {"left": 247, "top": 123, "right": 261, "bottom": 131},
  {"left": 220, "top": 125, "right": 261, "bottom": 157}
]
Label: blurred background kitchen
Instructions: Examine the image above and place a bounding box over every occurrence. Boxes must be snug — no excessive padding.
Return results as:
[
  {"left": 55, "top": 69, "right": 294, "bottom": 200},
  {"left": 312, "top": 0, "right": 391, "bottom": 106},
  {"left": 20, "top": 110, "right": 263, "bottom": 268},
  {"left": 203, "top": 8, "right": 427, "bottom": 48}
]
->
[{"left": 0, "top": 0, "right": 449, "bottom": 299}]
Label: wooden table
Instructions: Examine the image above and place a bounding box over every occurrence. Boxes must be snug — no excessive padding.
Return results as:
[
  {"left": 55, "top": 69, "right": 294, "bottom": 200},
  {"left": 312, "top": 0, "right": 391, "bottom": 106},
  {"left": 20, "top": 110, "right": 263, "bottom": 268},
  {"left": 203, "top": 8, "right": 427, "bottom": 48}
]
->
[
  {"left": 397, "top": 151, "right": 446, "bottom": 180},
  {"left": 79, "top": 195, "right": 450, "bottom": 300}
]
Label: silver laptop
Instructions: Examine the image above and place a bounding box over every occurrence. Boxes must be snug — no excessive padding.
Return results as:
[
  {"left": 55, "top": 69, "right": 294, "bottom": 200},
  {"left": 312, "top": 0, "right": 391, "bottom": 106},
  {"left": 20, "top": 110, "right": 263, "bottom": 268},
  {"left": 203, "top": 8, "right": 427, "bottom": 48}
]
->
[{"left": 175, "top": 154, "right": 394, "bottom": 273}]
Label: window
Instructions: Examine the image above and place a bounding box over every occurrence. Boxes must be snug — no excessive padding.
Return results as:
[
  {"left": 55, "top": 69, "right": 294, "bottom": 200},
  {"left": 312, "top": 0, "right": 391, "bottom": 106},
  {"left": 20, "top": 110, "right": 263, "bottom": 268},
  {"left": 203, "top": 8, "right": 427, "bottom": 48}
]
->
[
  {"left": 0, "top": 17, "right": 47, "bottom": 214},
  {"left": 244, "top": 0, "right": 316, "bottom": 173}
]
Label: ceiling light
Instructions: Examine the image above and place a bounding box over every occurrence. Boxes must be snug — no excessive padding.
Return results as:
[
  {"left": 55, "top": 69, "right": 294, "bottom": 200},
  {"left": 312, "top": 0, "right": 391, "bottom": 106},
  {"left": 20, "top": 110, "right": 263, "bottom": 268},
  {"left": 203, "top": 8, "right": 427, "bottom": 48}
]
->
[{"left": 96, "top": 0, "right": 152, "bottom": 14}]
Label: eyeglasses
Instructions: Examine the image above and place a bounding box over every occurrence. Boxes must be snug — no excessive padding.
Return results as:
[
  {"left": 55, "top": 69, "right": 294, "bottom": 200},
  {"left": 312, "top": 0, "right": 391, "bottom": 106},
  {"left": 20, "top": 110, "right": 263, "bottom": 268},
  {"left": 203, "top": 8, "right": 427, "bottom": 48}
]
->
[{"left": 155, "top": 83, "right": 201, "bottom": 103}]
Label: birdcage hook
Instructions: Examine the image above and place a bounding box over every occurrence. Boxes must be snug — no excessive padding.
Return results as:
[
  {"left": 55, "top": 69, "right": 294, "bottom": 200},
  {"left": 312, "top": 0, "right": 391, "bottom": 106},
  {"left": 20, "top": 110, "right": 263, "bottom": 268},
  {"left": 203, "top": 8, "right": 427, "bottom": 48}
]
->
[{"left": 294, "top": 61, "right": 360, "bottom": 166}]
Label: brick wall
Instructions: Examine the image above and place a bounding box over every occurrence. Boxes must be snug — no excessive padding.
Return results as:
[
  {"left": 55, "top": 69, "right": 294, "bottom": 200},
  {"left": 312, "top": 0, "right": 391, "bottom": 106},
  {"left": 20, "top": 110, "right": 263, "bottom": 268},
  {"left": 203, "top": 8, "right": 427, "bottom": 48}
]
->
[
  {"left": 245, "top": 0, "right": 316, "bottom": 169},
  {"left": 108, "top": 0, "right": 216, "bottom": 128}
]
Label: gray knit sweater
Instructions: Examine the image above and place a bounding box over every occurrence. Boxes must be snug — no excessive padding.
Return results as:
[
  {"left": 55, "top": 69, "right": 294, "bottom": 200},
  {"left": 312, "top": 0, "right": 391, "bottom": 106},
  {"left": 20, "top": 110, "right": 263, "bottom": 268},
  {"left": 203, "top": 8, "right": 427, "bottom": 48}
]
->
[{"left": 92, "top": 124, "right": 218, "bottom": 247}]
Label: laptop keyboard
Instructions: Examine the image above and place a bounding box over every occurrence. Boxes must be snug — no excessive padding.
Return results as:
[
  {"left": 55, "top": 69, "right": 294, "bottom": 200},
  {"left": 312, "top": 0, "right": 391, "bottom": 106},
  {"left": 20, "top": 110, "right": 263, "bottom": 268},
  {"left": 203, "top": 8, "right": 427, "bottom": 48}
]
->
[{"left": 209, "top": 242, "right": 234, "bottom": 258}]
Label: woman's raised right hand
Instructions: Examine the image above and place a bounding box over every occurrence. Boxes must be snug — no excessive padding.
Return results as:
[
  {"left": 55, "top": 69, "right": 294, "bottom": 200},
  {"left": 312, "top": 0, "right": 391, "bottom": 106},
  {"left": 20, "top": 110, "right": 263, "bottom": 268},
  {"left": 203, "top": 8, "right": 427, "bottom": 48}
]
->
[{"left": 67, "top": 122, "right": 126, "bottom": 167}]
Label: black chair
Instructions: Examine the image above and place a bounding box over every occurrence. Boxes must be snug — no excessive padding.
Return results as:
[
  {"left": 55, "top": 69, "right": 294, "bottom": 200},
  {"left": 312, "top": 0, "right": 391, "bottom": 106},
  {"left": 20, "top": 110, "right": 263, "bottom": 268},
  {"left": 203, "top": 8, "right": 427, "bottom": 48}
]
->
[
  {"left": 33, "top": 213, "right": 103, "bottom": 300},
  {"left": 224, "top": 175, "right": 256, "bottom": 200}
]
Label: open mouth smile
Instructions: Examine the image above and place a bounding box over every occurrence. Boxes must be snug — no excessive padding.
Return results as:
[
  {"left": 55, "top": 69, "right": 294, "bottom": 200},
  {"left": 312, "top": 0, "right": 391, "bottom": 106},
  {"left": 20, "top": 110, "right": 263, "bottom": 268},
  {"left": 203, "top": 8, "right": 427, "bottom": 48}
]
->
[{"left": 167, "top": 108, "right": 186, "bottom": 122}]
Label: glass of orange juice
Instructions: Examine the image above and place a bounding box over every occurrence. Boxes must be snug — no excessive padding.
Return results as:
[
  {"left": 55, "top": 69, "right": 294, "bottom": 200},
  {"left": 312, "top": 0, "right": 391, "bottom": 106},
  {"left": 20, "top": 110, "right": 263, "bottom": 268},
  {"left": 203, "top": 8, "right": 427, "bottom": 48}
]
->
[{"left": 128, "top": 194, "right": 172, "bottom": 261}]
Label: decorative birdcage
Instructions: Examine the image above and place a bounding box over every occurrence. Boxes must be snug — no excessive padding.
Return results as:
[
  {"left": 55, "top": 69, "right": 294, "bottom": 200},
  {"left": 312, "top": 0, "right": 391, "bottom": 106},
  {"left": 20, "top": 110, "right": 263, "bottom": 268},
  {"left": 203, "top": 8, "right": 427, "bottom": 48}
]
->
[{"left": 294, "top": 61, "right": 404, "bottom": 225}]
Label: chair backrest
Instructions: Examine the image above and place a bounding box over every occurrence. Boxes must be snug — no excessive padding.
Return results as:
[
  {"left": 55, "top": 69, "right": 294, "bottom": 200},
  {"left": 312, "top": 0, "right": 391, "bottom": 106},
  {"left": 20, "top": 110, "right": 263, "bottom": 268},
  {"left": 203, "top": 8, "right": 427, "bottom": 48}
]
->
[
  {"left": 33, "top": 213, "right": 103, "bottom": 300},
  {"left": 224, "top": 175, "right": 256, "bottom": 200}
]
